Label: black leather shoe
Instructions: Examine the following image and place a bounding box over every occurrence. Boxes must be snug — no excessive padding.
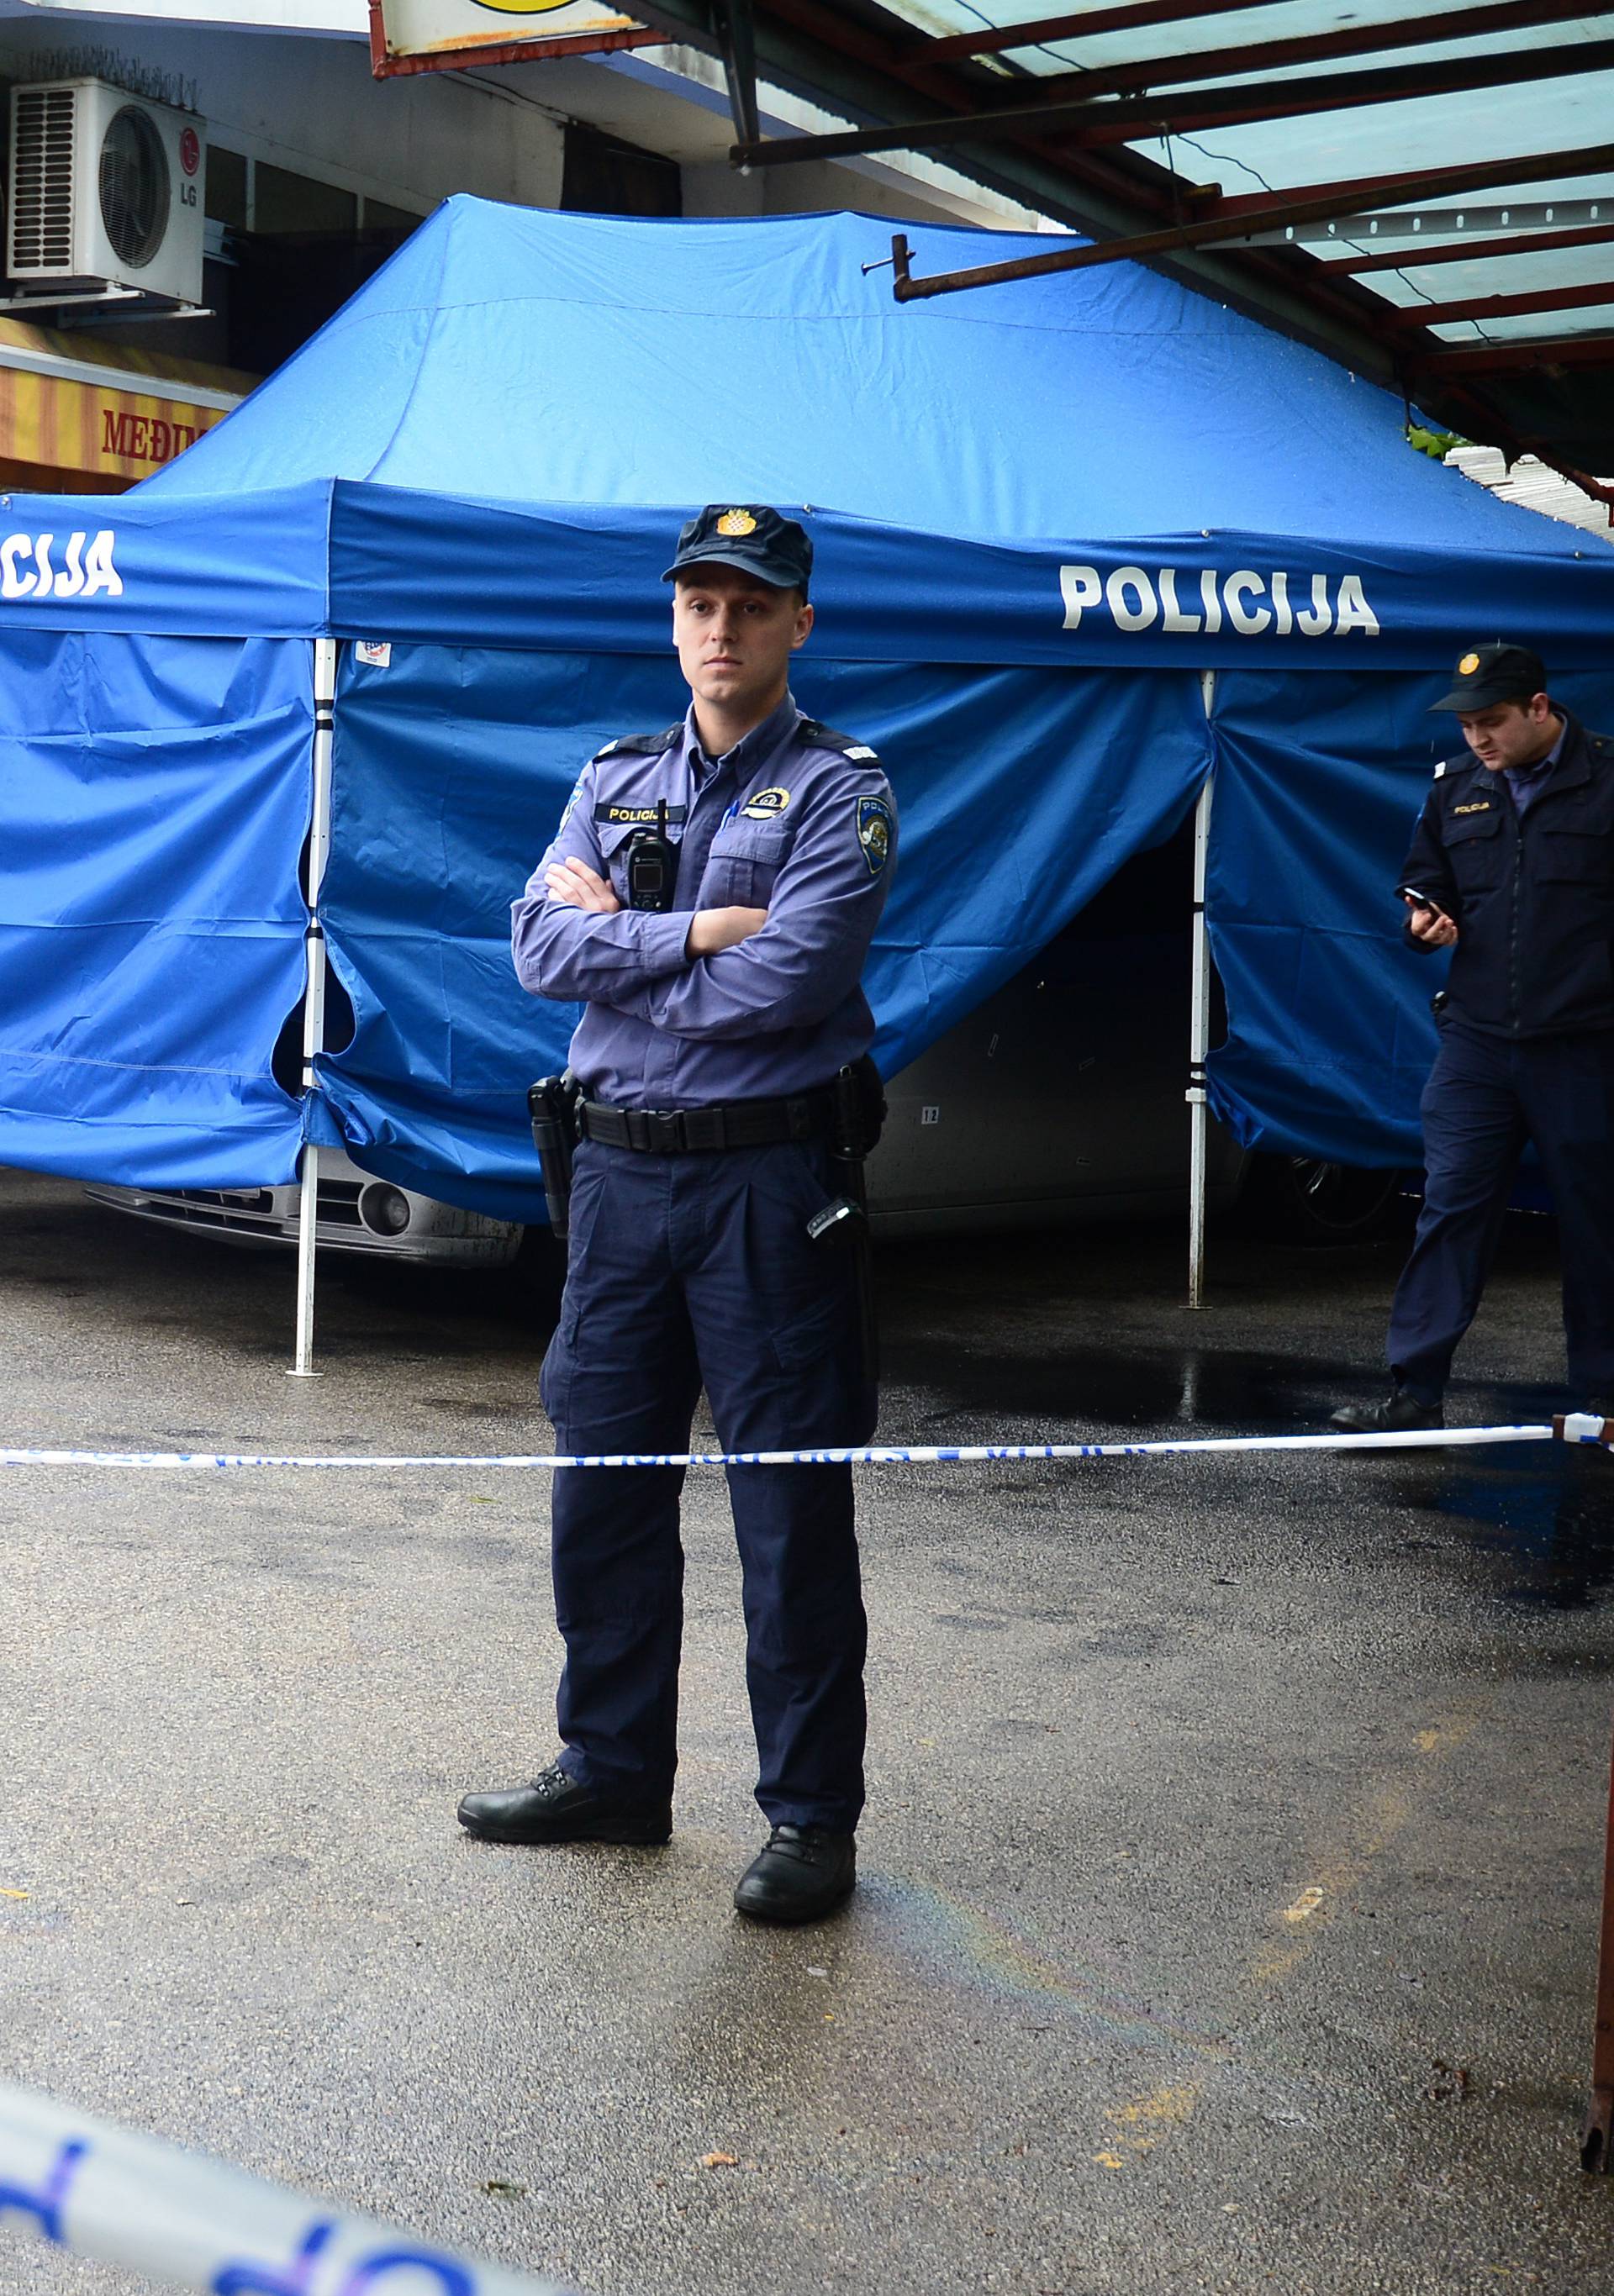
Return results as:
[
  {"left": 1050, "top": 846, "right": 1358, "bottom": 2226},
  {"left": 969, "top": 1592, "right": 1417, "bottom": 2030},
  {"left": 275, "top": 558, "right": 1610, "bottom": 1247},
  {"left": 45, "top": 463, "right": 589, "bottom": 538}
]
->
[
  {"left": 1329, "top": 1392, "right": 1444, "bottom": 1434},
  {"left": 733, "top": 1825, "right": 856, "bottom": 1924},
  {"left": 457, "top": 1763, "right": 671, "bottom": 1846}
]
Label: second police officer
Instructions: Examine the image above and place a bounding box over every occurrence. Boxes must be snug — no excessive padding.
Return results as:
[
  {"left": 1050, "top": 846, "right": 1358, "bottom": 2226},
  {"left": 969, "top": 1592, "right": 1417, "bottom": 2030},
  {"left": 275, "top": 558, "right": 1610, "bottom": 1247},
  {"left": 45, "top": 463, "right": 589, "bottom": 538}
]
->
[
  {"left": 459, "top": 504, "right": 898, "bottom": 1925},
  {"left": 1332, "top": 643, "right": 1614, "bottom": 1433}
]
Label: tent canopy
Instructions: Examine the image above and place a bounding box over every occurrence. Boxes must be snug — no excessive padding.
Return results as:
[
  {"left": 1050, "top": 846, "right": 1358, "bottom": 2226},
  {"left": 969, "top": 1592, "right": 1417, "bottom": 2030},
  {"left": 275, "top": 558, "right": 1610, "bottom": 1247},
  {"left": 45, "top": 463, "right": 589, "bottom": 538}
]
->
[
  {"left": 142, "top": 197, "right": 1601, "bottom": 563},
  {"left": 0, "top": 199, "right": 1611, "bottom": 1210}
]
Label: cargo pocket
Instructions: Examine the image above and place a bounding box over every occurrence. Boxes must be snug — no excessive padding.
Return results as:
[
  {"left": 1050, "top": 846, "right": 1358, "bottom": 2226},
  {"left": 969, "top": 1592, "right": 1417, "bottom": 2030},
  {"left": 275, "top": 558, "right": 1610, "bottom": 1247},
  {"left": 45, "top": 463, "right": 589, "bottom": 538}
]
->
[
  {"left": 699, "top": 822, "right": 791, "bottom": 907},
  {"left": 1443, "top": 808, "right": 1502, "bottom": 893},
  {"left": 767, "top": 1285, "right": 853, "bottom": 1373},
  {"left": 1538, "top": 828, "right": 1611, "bottom": 884}
]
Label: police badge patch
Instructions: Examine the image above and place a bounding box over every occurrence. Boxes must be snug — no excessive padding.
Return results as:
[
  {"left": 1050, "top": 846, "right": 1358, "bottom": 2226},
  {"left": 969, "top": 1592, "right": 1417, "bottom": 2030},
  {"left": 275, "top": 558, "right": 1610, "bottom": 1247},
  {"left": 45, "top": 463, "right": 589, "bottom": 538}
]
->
[
  {"left": 856, "top": 795, "right": 892, "bottom": 877},
  {"left": 741, "top": 787, "right": 791, "bottom": 819}
]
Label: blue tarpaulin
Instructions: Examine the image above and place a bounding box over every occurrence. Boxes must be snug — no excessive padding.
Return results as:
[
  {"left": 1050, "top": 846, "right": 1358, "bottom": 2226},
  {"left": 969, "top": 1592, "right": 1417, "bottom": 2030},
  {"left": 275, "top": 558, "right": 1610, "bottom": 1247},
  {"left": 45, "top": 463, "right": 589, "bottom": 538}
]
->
[
  {"left": 0, "top": 197, "right": 1609, "bottom": 1198},
  {"left": 0, "top": 632, "right": 308, "bottom": 1185}
]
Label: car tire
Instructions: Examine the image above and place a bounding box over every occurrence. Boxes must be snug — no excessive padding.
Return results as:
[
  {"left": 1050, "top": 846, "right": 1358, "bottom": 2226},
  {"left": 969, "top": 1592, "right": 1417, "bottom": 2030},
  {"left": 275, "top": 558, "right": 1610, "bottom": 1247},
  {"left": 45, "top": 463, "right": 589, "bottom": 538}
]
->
[{"left": 1241, "top": 1153, "right": 1410, "bottom": 1245}]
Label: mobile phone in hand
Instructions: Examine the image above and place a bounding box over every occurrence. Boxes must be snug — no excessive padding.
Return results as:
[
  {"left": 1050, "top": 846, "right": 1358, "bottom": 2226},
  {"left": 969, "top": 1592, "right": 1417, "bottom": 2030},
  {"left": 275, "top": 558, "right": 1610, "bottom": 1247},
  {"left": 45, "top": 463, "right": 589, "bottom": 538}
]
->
[{"left": 1397, "top": 885, "right": 1450, "bottom": 920}]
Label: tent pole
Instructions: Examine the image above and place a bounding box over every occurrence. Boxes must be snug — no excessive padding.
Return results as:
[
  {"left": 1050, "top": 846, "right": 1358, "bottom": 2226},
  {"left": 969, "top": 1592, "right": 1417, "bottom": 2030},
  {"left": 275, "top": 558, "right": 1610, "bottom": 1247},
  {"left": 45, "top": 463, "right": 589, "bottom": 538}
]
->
[
  {"left": 289, "top": 638, "right": 338, "bottom": 1379},
  {"left": 1188, "top": 671, "right": 1217, "bottom": 1312}
]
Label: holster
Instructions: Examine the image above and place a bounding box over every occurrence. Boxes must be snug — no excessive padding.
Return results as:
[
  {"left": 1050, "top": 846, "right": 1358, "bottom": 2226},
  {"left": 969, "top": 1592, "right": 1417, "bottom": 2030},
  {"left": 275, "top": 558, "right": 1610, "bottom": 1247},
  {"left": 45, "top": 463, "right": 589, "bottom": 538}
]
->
[{"left": 527, "top": 1072, "right": 581, "bottom": 1240}]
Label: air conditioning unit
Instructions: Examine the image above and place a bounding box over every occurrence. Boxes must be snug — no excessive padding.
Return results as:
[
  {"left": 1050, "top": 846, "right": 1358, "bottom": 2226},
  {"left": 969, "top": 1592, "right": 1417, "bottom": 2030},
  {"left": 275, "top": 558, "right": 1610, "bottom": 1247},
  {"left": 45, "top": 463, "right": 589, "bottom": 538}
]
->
[{"left": 8, "top": 79, "right": 206, "bottom": 305}]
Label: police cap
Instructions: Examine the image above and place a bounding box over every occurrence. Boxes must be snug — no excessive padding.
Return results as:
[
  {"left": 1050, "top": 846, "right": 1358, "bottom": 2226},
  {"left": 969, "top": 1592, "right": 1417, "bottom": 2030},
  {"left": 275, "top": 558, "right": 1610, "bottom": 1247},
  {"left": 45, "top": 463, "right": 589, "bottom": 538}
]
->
[
  {"left": 1430, "top": 641, "right": 1548, "bottom": 712},
  {"left": 662, "top": 504, "right": 813, "bottom": 596}
]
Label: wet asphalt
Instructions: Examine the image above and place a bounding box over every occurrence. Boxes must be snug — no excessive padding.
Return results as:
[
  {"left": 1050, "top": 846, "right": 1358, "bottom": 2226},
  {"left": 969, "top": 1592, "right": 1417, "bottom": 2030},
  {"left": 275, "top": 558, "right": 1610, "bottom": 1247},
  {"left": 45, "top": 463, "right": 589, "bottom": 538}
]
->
[{"left": 3, "top": 1167, "right": 1614, "bottom": 2295}]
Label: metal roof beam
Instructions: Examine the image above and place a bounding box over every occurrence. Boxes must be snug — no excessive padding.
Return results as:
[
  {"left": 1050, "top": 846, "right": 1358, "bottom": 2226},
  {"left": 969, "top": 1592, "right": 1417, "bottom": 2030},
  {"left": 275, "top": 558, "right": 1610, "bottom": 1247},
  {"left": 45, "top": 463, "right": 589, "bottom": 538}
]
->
[
  {"left": 1019, "top": 0, "right": 1606, "bottom": 105},
  {"left": 1239, "top": 203, "right": 1614, "bottom": 250},
  {"left": 884, "top": 139, "right": 1614, "bottom": 298},
  {"left": 733, "top": 37, "right": 1614, "bottom": 163},
  {"left": 920, "top": 0, "right": 1298, "bottom": 58},
  {"left": 1342, "top": 219, "right": 1614, "bottom": 271},
  {"left": 1386, "top": 276, "right": 1614, "bottom": 324},
  {"left": 1413, "top": 330, "right": 1614, "bottom": 370}
]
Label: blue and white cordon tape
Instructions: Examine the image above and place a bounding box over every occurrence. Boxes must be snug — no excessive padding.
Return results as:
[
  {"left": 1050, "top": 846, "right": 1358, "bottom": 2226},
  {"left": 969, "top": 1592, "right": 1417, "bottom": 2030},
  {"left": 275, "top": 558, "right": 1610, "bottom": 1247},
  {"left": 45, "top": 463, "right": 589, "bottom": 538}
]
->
[
  {"left": 0, "top": 2080, "right": 571, "bottom": 2294},
  {"left": 0, "top": 1416, "right": 1606, "bottom": 1470}
]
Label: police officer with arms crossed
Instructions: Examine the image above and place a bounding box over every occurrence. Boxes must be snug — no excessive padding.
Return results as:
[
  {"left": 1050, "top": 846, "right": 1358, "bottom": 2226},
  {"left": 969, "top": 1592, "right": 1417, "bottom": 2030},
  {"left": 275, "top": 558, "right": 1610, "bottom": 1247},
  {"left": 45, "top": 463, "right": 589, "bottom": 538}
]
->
[
  {"left": 1332, "top": 643, "right": 1614, "bottom": 1434},
  {"left": 458, "top": 505, "right": 897, "bottom": 1925}
]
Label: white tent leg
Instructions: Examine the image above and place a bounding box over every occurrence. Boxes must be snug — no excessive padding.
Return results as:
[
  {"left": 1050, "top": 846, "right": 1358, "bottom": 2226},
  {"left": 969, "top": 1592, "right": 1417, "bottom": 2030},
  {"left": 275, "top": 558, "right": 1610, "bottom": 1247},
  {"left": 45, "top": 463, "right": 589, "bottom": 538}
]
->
[
  {"left": 288, "top": 637, "right": 339, "bottom": 1379},
  {"left": 1188, "top": 669, "right": 1217, "bottom": 1312}
]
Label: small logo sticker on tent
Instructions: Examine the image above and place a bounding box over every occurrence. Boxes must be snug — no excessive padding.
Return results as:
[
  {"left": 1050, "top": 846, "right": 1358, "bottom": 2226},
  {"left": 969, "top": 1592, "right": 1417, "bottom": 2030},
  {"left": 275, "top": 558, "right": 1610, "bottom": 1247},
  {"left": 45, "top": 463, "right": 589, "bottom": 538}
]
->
[{"left": 356, "top": 640, "right": 392, "bottom": 668}]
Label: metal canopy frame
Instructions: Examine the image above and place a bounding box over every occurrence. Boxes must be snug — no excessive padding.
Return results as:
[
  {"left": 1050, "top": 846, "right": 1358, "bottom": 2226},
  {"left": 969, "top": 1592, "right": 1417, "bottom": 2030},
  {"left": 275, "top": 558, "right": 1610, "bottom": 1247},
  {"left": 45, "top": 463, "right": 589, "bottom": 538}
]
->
[{"left": 577, "top": 0, "right": 1614, "bottom": 482}]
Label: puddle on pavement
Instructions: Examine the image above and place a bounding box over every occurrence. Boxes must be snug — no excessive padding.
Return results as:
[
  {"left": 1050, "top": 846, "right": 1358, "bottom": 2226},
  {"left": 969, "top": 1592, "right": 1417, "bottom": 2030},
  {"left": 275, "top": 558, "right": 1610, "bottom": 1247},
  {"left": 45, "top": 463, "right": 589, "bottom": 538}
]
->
[
  {"left": 883, "top": 1335, "right": 1355, "bottom": 1434},
  {"left": 1391, "top": 1453, "right": 1614, "bottom": 1610}
]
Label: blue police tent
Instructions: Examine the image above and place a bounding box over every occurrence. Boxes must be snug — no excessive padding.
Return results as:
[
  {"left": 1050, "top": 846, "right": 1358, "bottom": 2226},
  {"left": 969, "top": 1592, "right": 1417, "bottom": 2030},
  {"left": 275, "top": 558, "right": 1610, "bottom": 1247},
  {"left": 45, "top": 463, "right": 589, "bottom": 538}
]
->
[{"left": 1, "top": 196, "right": 1612, "bottom": 1225}]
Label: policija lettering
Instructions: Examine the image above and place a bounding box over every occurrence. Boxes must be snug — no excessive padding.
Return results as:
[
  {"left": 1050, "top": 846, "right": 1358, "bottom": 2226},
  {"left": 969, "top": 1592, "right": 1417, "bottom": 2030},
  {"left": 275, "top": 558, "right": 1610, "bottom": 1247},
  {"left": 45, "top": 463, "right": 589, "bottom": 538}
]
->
[
  {"left": 0, "top": 530, "right": 121, "bottom": 600},
  {"left": 1059, "top": 563, "right": 1379, "bottom": 639},
  {"left": 0, "top": 2135, "right": 477, "bottom": 2293}
]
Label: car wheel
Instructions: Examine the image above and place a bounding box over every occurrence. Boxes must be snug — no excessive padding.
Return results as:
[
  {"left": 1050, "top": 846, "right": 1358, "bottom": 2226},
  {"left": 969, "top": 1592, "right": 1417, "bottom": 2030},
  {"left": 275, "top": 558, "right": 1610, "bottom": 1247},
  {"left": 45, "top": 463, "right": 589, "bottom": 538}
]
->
[{"left": 1242, "top": 1154, "right": 1409, "bottom": 1245}]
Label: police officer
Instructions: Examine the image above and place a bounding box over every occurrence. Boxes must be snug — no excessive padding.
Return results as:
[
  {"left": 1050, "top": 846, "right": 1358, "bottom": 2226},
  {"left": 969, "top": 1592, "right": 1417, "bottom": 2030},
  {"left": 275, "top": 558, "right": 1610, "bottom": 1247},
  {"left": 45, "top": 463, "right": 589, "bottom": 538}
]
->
[
  {"left": 1332, "top": 643, "right": 1614, "bottom": 1432},
  {"left": 458, "top": 505, "right": 897, "bottom": 1925}
]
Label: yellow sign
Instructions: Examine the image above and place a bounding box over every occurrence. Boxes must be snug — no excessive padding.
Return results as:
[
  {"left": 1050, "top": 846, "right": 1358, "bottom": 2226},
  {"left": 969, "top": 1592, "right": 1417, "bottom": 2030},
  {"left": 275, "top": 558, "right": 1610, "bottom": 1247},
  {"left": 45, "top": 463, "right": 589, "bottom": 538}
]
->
[
  {"left": 0, "top": 366, "right": 224, "bottom": 485},
  {"left": 1458, "top": 651, "right": 1480, "bottom": 675},
  {"left": 372, "top": 0, "right": 643, "bottom": 65}
]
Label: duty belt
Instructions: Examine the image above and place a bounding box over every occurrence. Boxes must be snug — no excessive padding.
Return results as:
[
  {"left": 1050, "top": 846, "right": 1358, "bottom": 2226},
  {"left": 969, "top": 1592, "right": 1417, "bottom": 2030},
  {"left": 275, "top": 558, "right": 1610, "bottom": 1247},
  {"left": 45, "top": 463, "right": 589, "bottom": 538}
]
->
[{"left": 579, "top": 1089, "right": 834, "bottom": 1155}]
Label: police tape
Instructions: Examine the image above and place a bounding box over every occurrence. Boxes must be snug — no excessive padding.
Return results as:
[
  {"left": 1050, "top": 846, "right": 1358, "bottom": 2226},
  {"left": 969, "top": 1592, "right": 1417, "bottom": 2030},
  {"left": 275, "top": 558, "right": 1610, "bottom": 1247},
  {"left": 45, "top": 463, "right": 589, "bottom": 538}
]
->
[
  {"left": 0, "top": 1417, "right": 1606, "bottom": 1470},
  {"left": 0, "top": 2080, "right": 572, "bottom": 2294}
]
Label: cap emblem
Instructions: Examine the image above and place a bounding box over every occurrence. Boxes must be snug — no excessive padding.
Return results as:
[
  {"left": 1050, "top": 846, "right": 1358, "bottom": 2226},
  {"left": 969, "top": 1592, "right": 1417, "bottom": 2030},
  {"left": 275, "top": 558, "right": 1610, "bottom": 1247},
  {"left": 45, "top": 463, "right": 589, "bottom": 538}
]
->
[
  {"left": 1458, "top": 651, "right": 1480, "bottom": 675},
  {"left": 716, "top": 508, "right": 758, "bottom": 537}
]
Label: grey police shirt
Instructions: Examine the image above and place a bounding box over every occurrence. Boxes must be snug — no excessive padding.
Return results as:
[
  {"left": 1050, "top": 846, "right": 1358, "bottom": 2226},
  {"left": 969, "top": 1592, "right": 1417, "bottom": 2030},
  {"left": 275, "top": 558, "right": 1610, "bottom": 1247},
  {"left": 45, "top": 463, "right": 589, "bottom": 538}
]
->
[{"left": 510, "top": 692, "right": 897, "bottom": 1109}]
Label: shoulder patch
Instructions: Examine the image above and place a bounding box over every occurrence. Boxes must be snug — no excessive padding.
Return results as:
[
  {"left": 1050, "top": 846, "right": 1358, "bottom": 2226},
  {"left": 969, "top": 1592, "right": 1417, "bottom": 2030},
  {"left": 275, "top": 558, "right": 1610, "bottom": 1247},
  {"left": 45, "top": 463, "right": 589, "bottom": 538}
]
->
[
  {"left": 856, "top": 794, "right": 893, "bottom": 877},
  {"left": 799, "top": 719, "right": 881, "bottom": 764},
  {"left": 593, "top": 725, "right": 682, "bottom": 761},
  {"left": 556, "top": 769, "right": 588, "bottom": 833}
]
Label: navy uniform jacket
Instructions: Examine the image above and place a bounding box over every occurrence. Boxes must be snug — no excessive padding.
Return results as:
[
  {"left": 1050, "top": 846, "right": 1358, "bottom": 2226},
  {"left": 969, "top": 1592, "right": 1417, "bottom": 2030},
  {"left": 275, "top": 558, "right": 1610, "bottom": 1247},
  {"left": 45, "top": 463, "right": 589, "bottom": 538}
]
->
[
  {"left": 511, "top": 692, "right": 897, "bottom": 1106},
  {"left": 1400, "top": 711, "right": 1614, "bottom": 1038}
]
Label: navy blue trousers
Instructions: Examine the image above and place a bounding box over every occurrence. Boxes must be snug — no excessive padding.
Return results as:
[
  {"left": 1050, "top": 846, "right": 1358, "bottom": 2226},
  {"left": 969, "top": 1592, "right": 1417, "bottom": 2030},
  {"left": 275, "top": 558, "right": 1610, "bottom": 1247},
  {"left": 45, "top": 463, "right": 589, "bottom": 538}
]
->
[
  {"left": 1389, "top": 1024, "right": 1614, "bottom": 1401},
  {"left": 539, "top": 1137, "right": 874, "bottom": 1831}
]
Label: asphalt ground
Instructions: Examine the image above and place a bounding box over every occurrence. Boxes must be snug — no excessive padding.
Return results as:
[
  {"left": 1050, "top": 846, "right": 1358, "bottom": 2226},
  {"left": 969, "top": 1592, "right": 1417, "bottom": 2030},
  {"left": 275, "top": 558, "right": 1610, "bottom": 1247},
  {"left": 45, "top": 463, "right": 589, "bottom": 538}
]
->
[{"left": 3, "top": 1166, "right": 1614, "bottom": 2296}]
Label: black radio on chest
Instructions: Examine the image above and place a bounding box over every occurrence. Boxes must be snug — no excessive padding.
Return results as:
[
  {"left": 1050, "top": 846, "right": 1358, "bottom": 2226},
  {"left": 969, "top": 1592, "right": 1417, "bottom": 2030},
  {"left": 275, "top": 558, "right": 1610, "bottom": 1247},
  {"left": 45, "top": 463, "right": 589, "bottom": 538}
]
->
[{"left": 626, "top": 798, "right": 678, "bottom": 912}]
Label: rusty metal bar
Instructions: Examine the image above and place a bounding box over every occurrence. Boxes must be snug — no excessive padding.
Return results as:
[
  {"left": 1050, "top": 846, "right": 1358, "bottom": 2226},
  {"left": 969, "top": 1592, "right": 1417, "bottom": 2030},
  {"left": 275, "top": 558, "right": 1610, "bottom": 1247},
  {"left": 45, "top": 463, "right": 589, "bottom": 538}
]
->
[
  {"left": 1386, "top": 276, "right": 1614, "bottom": 328},
  {"left": 1581, "top": 1719, "right": 1614, "bottom": 2170},
  {"left": 733, "top": 39, "right": 1614, "bottom": 165},
  {"left": 921, "top": 0, "right": 1295, "bottom": 58},
  {"left": 1021, "top": 0, "right": 1604, "bottom": 106},
  {"left": 884, "top": 140, "right": 1614, "bottom": 301},
  {"left": 1339, "top": 221, "right": 1614, "bottom": 274},
  {"left": 1412, "top": 329, "right": 1614, "bottom": 372}
]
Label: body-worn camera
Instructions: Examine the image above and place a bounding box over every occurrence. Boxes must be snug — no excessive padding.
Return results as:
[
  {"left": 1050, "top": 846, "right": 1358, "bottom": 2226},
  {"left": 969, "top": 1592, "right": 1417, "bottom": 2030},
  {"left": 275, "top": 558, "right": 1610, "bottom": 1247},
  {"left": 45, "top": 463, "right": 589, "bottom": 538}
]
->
[{"left": 627, "top": 799, "right": 678, "bottom": 912}]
